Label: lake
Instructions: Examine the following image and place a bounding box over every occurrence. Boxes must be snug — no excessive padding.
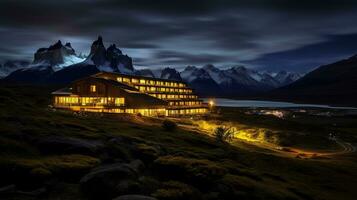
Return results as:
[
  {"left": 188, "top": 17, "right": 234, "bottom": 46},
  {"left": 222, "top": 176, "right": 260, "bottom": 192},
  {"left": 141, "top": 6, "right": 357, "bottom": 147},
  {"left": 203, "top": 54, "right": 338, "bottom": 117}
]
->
[{"left": 202, "top": 98, "right": 357, "bottom": 109}]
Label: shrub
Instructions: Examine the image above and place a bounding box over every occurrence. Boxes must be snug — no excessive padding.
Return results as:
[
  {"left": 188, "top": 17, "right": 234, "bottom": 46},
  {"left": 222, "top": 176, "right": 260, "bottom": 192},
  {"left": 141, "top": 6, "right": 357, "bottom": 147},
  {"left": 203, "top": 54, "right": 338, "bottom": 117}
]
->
[
  {"left": 135, "top": 143, "right": 161, "bottom": 161},
  {"left": 138, "top": 176, "right": 161, "bottom": 194},
  {"left": 154, "top": 155, "right": 227, "bottom": 181},
  {"left": 152, "top": 181, "right": 198, "bottom": 200},
  {"left": 213, "top": 126, "right": 235, "bottom": 143},
  {"left": 11, "top": 154, "right": 100, "bottom": 176},
  {"left": 162, "top": 120, "right": 177, "bottom": 131},
  {"left": 30, "top": 167, "right": 52, "bottom": 177}
]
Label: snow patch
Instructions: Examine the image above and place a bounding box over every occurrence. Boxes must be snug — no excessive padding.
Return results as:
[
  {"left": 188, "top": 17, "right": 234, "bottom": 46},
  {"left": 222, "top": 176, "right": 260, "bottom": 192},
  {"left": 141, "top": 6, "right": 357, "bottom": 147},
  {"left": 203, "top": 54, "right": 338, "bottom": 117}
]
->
[{"left": 54, "top": 55, "right": 86, "bottom": 70}]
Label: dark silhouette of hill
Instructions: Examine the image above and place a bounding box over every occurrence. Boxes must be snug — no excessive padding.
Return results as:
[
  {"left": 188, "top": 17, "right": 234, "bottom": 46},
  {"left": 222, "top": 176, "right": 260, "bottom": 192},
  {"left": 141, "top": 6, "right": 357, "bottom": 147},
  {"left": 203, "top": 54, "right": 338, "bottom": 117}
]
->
[{"left": 269, "top": 55, "right": 357, "bottom": 106}]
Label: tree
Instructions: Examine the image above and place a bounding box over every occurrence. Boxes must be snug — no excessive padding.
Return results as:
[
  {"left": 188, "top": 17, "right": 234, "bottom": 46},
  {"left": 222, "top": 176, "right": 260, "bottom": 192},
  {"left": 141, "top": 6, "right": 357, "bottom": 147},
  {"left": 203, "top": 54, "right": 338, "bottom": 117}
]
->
[{"left": 214, "top": 126, "right": 235, "bottom": 143}]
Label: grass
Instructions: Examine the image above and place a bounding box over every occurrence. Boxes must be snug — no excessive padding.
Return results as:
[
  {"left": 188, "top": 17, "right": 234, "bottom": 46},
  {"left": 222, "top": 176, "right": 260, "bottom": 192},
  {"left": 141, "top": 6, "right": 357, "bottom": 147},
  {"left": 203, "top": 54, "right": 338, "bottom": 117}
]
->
[{"left": 0, "top": 84, "right": 357, "bottom": 199}]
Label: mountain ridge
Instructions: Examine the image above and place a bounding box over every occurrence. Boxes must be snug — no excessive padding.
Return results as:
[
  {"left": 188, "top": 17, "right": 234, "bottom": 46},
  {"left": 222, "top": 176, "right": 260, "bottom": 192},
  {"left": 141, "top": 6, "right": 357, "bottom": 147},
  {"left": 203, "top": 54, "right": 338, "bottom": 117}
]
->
[
  {"left": 267, "top": 54, "right": 357, "bottom": 106},
  {"left": 2, "top": 36, "right": 302, "bottom": 96}
]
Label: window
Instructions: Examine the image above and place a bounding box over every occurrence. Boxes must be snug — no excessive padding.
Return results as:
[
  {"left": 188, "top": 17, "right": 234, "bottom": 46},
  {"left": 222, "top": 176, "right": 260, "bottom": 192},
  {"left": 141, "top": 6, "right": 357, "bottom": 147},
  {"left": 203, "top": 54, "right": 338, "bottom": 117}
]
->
[
  {"left": 115, "top": 98, "right": 125, "bottom": 106},
  {"left": 90, "top": 85, "right": 96, "bottom": 92},
  {"left": 139, "top": 86, "right": 146, "bottom": 92}
]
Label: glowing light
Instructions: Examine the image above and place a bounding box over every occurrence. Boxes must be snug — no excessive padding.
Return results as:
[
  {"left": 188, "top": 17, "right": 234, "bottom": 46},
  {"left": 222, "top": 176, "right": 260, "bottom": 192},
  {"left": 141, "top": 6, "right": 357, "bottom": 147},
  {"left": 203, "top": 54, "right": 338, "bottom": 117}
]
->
[{"left": 209, "top": 100, "right": 214, "bottom": 107}]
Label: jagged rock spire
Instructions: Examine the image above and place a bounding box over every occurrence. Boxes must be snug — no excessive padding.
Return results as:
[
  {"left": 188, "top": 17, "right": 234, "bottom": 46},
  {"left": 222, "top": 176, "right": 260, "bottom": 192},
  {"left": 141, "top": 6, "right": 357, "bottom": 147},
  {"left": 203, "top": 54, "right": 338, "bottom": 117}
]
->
[
  {"left": 65, "top": 42, "right": 72, "bottom": 48},
  {"left": 89, "top": 36, "right": 107, "bottom": 66}
]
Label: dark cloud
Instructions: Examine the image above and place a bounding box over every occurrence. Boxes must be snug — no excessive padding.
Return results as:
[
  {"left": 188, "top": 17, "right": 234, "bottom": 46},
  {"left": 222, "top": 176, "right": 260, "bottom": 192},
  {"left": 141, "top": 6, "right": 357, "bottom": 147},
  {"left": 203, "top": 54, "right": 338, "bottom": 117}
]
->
[
  {"left": 244, "top": 34, "right": 357, "bottom": 72},
  {"left": 1, "top": 0, "right": 357, "bottom": 72}
]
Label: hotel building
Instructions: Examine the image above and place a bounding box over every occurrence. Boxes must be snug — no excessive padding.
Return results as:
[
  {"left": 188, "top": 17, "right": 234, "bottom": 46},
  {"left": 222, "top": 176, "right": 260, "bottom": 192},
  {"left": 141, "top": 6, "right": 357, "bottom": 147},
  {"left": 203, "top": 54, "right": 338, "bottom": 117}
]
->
[{"left": 52, "top": 72, "right": 208, "bottom": 116}]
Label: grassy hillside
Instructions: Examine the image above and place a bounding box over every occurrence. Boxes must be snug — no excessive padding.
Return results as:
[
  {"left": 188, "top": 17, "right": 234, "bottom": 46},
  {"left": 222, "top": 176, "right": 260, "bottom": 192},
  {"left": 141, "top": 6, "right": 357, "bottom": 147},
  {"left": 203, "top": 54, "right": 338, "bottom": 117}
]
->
[{"left": 0, "top": 84, "right": 357, "bottom": 200}]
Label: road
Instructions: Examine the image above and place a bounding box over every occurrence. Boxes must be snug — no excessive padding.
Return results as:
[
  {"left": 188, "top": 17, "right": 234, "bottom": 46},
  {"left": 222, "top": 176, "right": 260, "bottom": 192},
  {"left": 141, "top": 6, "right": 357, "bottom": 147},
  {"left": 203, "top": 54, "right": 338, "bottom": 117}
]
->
[{"left": 177, "top": 121, "right": 356, "bottom": 159}]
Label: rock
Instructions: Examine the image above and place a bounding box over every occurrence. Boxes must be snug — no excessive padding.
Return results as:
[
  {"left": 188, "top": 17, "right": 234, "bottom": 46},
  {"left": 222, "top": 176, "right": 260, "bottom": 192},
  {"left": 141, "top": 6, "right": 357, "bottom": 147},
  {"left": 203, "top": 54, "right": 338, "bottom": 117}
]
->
[
  {"left": 17, "top": 187, "right": 47, "bottom": 196},
  {"left": 34, "top": 40, "right": 76, "bottom": 65},
  {"left": 0, "top": 184, "right": 16, "bottom": 194},
  {"left": 112, "top": 195, "right": 158, "bottom": 200},
  {"left": 85, "top": 36, "right": 134, "bottom": 73},
  {"left": 89, "top": 36, "right": 107, "bottom": 66},
  {"left": 80, "top": 160, "right": 144, "bottom": 199},
  {"left": 160, "top": 67, "right": 182, "bottom": 81},
  {"left": 129, "top": 160, "right": 145, "bottom": 173},
  {"left": 36, "top": 136, "right": 103, "bottom": 155}
]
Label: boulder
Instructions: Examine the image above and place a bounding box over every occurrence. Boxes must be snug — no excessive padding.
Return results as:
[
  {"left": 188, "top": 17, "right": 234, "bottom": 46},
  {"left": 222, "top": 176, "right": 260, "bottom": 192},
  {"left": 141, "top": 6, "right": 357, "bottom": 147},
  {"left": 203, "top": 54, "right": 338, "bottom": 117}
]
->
[
  {"left": 113, "top": 195, "right": 158, "bottom": 200},
  {"left": 0, "top": 184, "right": 16, "bottom": 194},
  {"left": 36, "top": 136, "right": 103, "bottom": 155},
  {"left": 80, "top": 160, "right": 144, "bottom": 199}
]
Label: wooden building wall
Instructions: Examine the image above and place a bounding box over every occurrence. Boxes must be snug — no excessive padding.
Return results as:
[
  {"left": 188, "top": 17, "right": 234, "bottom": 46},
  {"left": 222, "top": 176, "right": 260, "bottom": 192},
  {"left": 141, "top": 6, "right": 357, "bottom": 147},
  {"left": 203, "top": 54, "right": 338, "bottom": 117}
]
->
[
  {"left": 71, "top": 78, "right": 123, "bottom": 97},
  {"left": 69, "top": 77, "right": 168, "bottom": 109}
]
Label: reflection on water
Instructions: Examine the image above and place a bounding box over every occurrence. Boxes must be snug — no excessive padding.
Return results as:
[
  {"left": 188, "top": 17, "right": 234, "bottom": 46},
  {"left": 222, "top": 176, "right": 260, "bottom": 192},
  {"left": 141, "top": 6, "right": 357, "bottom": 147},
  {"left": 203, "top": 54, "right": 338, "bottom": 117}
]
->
[{"left": 202, "top": 98, "right": 357, "bottom": 109}]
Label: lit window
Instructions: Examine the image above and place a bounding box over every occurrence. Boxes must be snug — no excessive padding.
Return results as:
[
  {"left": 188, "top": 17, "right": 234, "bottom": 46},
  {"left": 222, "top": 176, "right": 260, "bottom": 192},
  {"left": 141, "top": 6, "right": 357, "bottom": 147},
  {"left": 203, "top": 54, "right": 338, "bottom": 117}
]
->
[
  {"left": 115, "top": 98, "right": 125, "bottom": 106},
  {"left": 90, "top": 85, "right": 96, "bottom": 92}
]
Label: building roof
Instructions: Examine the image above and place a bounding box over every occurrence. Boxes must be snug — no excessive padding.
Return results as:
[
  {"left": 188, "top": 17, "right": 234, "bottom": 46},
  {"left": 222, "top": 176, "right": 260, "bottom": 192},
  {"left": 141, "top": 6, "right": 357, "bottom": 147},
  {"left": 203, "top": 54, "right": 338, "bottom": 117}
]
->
[
  {"left": 51, "top": 87, "right": 73, "bottom": 95},
  {"left": 94, "top": 71, "right": 185, "bottom": 84},
  {"left": 74, "top": 76, "right": 139, "bottom": 91}
]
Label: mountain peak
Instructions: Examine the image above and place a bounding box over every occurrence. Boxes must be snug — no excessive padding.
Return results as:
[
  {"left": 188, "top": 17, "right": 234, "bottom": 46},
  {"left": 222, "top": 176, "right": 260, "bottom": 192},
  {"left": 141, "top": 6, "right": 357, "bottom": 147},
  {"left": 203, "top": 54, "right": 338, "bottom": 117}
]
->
[
  {"left": 231, "top": 65, "right": 248, "bottom": 73},
  {"left": 160, "top": 67, "right": 182, "bottom": 81},
  {"left": 202, "top": 64, "right": 219, "bottom": 72},
  {"left": 65, "top": 42, "right": 72, "bottom": 48},
  {"left": 107, "top": 44, "right": 122, "bottom": 55},
  {"left": 277, "top": 70, "right": 287, "bottom": 75},
  {"left": 85, "top": 36, "right": 133, "bottom": 73},
  {"left": 92, "top": 36, "right": 104, "bottom": 47},
  {"left": 48, "top": 40, "right": 63, "bottom": 51},
  {"left": 33, "top": 40, "right": 77, "bottom": 66},
  {"left": 97, "top": 35, "right": 103, "bottom": 43},
  {"left": 184, "top": 66, "right": 198, "bottom": 71}
]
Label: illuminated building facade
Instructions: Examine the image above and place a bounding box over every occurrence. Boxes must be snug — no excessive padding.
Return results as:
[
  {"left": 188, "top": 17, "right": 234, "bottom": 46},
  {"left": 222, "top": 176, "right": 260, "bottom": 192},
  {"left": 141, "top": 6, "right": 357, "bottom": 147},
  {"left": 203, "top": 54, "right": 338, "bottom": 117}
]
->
[{"left": 52, "top": 72, "right": 208, "bottom": 116}]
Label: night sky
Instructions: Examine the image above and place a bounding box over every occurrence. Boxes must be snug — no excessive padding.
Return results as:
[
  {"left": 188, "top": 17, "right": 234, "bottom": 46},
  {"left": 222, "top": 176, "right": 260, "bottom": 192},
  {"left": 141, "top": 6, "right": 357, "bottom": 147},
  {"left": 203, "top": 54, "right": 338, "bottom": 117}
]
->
[{"left": 1, "top": 0, "right": 357, "bottom": 72}]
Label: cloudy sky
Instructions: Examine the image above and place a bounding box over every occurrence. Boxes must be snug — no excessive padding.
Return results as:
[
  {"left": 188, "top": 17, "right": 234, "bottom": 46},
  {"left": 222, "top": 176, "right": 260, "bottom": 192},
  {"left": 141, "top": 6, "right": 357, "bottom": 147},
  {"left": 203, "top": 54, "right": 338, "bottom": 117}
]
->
[{"left": 1, "top": 0, "right": 357, "bottom": 72}]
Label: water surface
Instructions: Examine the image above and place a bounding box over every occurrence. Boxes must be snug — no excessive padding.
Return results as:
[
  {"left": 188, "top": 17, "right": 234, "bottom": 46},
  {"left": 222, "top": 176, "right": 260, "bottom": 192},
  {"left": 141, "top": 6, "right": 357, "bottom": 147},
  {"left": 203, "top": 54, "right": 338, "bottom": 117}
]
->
[{"left": 202, "top": 98, "right": 357, "bottom": 109}]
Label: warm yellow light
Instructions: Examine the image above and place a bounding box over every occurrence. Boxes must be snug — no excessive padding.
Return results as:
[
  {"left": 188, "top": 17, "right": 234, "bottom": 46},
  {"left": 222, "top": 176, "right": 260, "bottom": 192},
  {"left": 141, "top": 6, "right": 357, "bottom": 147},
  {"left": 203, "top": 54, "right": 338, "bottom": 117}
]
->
[
  {"left": 209, "top": 100, "right": 214, "bottom": 107},
  {"left": 90, "top": 85, "right": 96, "bottom": 92}
]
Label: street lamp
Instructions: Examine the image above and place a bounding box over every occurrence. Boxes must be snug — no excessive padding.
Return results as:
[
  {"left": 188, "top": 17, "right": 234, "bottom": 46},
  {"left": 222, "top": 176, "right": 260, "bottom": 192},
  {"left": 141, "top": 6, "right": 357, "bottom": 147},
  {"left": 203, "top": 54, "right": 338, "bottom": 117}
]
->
[
  {"left": 209, "top": 100, "right": 214, "bottom": 107},
  {"left": 208, "top": 100, "right": 215, "bottom": 113}
]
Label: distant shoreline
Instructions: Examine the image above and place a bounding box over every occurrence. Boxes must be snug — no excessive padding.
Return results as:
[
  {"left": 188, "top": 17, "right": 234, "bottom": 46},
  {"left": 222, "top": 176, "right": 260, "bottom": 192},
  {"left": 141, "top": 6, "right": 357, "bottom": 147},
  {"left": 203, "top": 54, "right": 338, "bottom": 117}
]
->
[{"left": 201, "top": 98, "right": 357, "bottom": 110}]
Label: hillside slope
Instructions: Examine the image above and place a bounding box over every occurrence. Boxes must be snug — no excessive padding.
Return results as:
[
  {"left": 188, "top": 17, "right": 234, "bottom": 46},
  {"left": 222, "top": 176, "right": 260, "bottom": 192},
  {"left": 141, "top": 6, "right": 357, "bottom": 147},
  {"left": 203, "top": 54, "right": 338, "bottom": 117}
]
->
[
  {"left": 0, "top": 84, "right": 357, "bottom": 199},
  {"left": 269, "top": 55, "right": 357, "bottom": 106}
]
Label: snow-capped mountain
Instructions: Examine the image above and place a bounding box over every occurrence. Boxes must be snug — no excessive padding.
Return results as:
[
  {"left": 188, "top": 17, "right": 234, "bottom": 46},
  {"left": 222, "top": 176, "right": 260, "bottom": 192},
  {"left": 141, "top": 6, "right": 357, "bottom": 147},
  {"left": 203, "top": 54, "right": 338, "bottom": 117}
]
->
[
  {"left": 33, "top": 40, "right": 85, "bottom": 70},
  {"left": 160, "top": 67, "right": 182, "bottom": 81},
  {"left": 4, "top": 40, "right": 86, "bottom": 83},
  {"left": 2, "top": 36, "right": 302, "bottom": 96},
  {"left": 180, "top": 66, "right": 221, "bottom": 95},
  {"left": 136, "top": 65, "right": 303, "bottom": 96},
  {"left": 83, "top": 36, "right": 134, "bottom": 74},
  {"left": 4, "top": 36, "right": 134, "bottom": 83},
  {"left": 273, "top": 71, "right": 302, "bottom": 86},
  {"left": 136, "top": 67, "right": 182, "bottom": 81}
]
